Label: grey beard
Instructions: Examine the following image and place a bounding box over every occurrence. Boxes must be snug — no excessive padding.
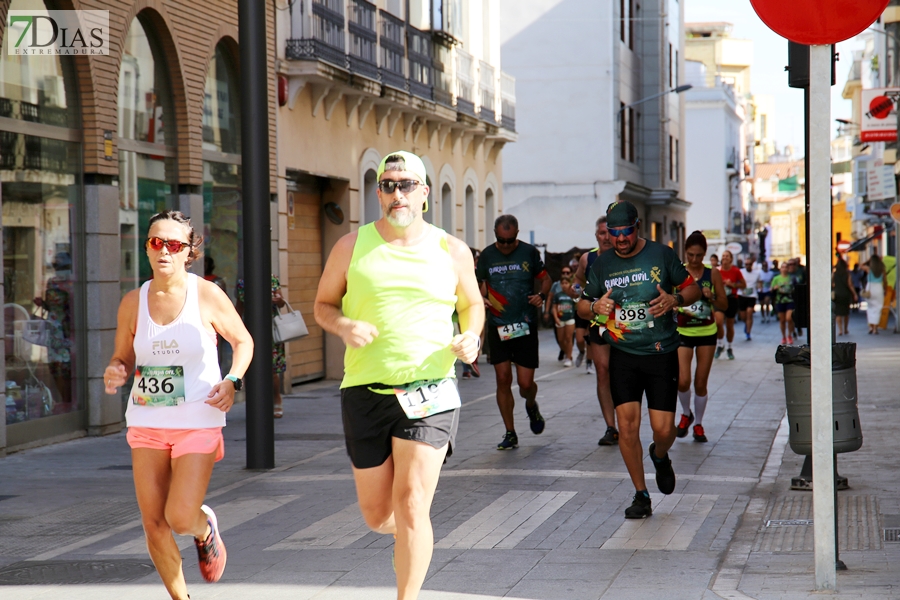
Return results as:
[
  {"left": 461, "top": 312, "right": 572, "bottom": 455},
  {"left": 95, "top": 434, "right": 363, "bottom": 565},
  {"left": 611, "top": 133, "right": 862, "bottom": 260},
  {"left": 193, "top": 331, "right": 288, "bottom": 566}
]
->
[{"left": 385, "top": 207, "right": 415, "bottom": 227}]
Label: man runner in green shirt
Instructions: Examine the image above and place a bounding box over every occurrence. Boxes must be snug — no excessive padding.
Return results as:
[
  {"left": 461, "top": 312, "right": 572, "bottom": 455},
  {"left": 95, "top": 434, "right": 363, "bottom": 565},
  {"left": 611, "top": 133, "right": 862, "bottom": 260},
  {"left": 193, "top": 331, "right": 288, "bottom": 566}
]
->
[
  {"left": 577, "top": 201, "right": 700, "bottom": 519},
  {"left": 477, "top": 214, "right": 552, "bottom": 450},
  {"left": 315, "top": 151, "right": 484, "bottom": 599}
]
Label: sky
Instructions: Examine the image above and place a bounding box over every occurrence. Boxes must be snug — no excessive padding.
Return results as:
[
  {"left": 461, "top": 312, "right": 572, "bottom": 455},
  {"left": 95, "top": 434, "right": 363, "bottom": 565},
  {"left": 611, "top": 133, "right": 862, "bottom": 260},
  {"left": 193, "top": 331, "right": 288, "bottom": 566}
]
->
[{"left": 685, "top": 0, "right": 868, "bottom": 156}]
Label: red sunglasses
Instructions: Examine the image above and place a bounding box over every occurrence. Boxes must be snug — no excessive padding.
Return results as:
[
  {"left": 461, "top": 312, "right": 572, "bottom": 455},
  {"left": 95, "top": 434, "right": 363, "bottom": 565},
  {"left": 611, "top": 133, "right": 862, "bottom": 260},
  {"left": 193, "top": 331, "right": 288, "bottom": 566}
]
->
[{"left": 146, "top": 237, "right": 190, "bottom": 253}]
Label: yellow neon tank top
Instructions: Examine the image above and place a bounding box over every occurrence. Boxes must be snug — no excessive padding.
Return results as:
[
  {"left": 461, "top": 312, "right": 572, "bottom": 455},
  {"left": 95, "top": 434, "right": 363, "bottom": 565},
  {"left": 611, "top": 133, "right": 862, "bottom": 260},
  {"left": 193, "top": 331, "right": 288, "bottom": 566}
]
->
[{"left": 341, "top": 223, "right": 458, "bottom": 388}]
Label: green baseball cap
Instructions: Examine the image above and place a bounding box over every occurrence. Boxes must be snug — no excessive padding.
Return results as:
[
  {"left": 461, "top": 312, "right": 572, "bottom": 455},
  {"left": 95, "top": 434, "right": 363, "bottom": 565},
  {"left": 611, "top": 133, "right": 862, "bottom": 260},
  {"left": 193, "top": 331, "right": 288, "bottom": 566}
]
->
[
  {"left": 606, "top": 200, "right": 639, "bottom": 228},
  {"left": 377, "top": 151, "right": 429, "bottom": 213}
]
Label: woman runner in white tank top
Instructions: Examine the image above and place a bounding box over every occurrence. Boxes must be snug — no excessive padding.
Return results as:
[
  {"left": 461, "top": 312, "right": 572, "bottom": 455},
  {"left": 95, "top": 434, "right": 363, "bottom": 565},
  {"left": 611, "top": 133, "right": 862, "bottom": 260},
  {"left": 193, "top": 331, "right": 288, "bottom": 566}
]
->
[{"left": 104, "top": 211, "right": 253, "bottom": 599}]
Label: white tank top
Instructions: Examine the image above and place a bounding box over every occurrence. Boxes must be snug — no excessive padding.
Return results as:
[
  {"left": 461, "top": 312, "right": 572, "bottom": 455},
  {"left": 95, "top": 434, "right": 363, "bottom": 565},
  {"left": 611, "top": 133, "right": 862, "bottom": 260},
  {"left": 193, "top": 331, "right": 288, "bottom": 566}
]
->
[{"left": 125, "top": 273, "right": 225, "bottom": 429}]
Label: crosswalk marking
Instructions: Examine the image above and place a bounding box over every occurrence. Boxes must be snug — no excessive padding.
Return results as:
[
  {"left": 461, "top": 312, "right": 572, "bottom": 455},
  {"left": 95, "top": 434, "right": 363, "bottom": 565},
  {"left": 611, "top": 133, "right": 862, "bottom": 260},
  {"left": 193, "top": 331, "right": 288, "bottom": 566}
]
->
[
  {"left": 265, "top": 503, "right": 370, "bottom": 550},
  {"left": 100, "top": 495, "right": 300, "bottom": 556},
  {"left": 600, "top": 493, "right": 717, "bottom": 551},
  {"left": 435, "top": 490, "right": 576, "bottom": 550}
]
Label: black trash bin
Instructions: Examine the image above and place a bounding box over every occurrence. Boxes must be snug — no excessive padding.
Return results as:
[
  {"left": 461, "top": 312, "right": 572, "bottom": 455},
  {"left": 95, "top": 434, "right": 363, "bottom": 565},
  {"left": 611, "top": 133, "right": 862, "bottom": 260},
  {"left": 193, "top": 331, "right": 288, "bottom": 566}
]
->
[{"left": 775, "top": 342, "right": 862, "bottom": 455}]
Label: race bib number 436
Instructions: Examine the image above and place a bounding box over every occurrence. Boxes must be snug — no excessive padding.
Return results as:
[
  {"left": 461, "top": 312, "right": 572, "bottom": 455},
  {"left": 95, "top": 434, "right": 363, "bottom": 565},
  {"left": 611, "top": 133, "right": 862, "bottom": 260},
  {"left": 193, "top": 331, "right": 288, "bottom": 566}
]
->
[
  {"left": 394, "top": 378, "right": 461, "bottom": 419},
  {"left": 133, "top": 366, "right": 186, "bottom": 407}
]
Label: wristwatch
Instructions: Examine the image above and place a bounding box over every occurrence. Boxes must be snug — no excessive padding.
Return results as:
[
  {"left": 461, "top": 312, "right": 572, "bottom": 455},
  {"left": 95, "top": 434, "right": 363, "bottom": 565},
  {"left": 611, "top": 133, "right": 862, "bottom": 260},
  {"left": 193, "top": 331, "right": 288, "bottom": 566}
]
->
[
  {"left": 225, "top": 374, "right": 243, "bottom": 391},
  {"left": 674, "top": 292, "right": 685, "bottom": 307}
]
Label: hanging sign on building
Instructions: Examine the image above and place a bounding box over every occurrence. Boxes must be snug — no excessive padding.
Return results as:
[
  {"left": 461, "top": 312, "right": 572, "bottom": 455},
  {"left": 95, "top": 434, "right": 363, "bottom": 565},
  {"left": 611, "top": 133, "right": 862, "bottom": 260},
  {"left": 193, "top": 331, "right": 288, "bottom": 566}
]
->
[
  {"left": 866, "top": 160, "right": 897, "bottom": 201},
  {"left": 860, "top": 88, "right": 899, "bottom": 142}
]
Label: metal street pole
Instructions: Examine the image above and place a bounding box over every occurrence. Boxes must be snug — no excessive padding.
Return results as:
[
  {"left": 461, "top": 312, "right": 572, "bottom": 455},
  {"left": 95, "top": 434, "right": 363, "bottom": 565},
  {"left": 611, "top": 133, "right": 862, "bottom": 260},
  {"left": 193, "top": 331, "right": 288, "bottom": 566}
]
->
[
  {"left": 809, "top": 44, "right": 837, "bottom": 590},
  {"left": 239, "top": 0, "right": 275, "bottom": 469}
]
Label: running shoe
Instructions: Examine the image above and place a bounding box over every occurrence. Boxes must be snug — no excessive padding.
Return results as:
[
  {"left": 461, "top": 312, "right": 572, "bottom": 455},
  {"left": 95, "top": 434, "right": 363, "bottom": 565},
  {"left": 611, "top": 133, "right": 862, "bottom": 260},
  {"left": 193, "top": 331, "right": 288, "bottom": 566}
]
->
[
  {"left": 497, "top": 431, "right": 518, "bottom": 450},
  {"left": 787, "top": 336, "right": 794, "bottom": 345},
  {"left": 526, "top": 402, "right": 545, "bottom": 435},
  {"left": 598, "top": 426, "right": 619, "bottom": 446},
  {"left": 586, "top": 361, "right": 595, "bottom": 375},
  {"left": 648, "top": 442, "right": 676, "bottom": 495},
  {"left": 195, "top": 505, "right": 227, "bottom": 583},
  {"left": 726, "top": 348, "right": 734, "bottom": 360},
  {"left": 470, "top": 359, "right": 480, "bottom": 378},
  {"left": 714, "top": 346, "right": 723, "bottom": 359},
  {"left": 781, "top": 337, "right": 787, "bottom": 345},
  {"left": 624, "top": 491, "right": 653, "bottom": 519},
  {"left": 675, "top": 413, "right": 694, "bottom": 438},
  {"left": 462, "top": 371, "right": 471, "bottom": 379},
  {"left": 693, "top": 424, "right": 708, "bottom": 443},
  {"left": 575, "top": 351, "right": 585, "bottom": 368},
  {"left": 745, "top": 333, "right": 752, "bottom": 341},
  {"left": 563, "top": 358, "right": 573, "bottom": 367},
  {"left": 558, "top": 350, "right": 565, "bottom": 361}
]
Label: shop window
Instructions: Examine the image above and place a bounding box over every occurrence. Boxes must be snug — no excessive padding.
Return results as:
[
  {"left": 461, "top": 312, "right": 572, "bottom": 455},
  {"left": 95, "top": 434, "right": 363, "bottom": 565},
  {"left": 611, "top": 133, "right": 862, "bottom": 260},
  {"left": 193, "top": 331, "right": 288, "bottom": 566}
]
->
[{"left": 1, "top": 1, "right": 83, "bottom": 426}]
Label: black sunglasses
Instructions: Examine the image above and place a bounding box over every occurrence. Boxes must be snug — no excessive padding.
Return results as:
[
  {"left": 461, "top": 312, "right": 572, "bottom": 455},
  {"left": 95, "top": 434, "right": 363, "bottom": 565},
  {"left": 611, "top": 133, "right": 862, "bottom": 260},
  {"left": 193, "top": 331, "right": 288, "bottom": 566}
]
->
[
  {"left": 378, "top": 179, "right": 420, "bottom": 194},
  {"left": 495, "top": 235, "right": 517, "bottom": 245}
]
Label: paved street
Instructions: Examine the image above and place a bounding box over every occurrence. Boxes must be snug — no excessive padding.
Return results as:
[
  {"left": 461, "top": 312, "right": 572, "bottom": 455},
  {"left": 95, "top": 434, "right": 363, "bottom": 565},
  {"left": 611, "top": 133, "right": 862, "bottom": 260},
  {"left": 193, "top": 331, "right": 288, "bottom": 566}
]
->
[{"left": 0, "top": 310, "right": 898, "bottom": 599}]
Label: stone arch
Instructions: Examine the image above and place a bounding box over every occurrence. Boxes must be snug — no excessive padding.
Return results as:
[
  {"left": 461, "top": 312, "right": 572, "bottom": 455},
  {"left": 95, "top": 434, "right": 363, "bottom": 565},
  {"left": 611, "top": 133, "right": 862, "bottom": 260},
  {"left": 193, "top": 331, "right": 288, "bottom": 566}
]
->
[
  {"left": 359, "top": 147, "right": 381, "bottom": 225},
  {"left": 462, "top": 168, "right": 479, "bottom": 248},
  {"left": 114, "top": 1, "right": 194, "bottom": 181}
]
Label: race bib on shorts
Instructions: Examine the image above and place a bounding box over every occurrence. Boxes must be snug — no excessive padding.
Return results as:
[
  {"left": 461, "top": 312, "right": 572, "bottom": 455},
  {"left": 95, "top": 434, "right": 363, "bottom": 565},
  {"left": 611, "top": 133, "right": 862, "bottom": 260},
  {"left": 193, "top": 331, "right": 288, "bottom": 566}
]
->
[
  {"left": 133, "top": 366, "right": 186, "bottom": 407},
  {"left": 615, "top": 302, "right": 653, "bottom": 330},
  {"left": 497, "top": 322, "right": 530, "bottom": 341},
  {"left": 394, "top": 378, "right": 461, "bottom": 419}
]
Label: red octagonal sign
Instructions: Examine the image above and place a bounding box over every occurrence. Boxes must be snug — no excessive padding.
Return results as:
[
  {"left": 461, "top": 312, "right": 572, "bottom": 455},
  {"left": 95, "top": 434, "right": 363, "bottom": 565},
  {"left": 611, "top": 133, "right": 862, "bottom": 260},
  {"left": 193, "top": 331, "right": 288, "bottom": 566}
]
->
[{"left": 750, "top": 0, "right": 889, "bottom": 45}]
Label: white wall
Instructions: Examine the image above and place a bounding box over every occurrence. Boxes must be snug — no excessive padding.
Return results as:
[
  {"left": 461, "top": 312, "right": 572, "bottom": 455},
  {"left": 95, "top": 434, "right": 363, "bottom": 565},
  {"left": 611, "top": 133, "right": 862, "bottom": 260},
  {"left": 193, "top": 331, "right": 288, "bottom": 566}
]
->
[{"left": 684, "top": 87, "right": 742, "bottom": 236}]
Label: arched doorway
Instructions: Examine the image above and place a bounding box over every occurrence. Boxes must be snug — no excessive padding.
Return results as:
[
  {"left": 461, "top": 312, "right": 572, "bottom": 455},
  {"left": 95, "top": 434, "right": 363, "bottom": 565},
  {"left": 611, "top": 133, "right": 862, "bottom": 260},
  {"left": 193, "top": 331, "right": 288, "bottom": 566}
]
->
[
  {"left": 441, "top": 183, "right": 453, "bottom": 233},
  {"left": 364, "top": 169, "right": 379, "bottom": 223},
  {"left": 465, "top": 185, "right": 476, "bottom": 248}
]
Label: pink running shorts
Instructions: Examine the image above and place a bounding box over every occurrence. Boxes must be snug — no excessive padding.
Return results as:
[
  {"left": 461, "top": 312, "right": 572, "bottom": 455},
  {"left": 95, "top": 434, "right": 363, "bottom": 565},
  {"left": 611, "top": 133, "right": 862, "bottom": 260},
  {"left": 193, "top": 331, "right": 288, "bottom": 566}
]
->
[{"left": 127, "top": 427, "right": 225, "bottom": 461}]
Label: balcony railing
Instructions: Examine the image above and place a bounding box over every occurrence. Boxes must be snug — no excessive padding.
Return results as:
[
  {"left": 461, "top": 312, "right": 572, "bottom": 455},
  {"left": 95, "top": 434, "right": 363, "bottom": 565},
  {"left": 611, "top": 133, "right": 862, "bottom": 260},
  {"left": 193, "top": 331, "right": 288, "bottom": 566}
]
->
[
  {"left": 380, "top": 10, "right": 407, "bottom": 91},
  {"left": 286, "top": 0, "right": 347, "bottom": 69},
  {"left": 407, "top": 25, "right": 434, "bottom": 101},
  {"left": 478, "top": 60, "right": 497, "bottom": 125},
  {"left": 455, "top": 49, "right": 476, "bottom": 117},
  {"left": 433, "top": 43, "right": 454, "bottom": 107},
  {"left": 500, "top": 71, "right": 516, "bottom": 132},
  {"left": 348, "top": 0, "right": 378, "bottom": 80}
]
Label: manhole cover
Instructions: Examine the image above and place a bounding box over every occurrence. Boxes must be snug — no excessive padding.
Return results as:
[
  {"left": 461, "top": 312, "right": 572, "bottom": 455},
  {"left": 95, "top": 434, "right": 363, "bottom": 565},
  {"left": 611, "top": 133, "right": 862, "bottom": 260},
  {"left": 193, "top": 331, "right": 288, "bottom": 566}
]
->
[
  {"left": 0, "top": 560, "right": 155, "bottom": 585},
  {"left": 274, "top": 433, "right": 344, "bottom": 441}
]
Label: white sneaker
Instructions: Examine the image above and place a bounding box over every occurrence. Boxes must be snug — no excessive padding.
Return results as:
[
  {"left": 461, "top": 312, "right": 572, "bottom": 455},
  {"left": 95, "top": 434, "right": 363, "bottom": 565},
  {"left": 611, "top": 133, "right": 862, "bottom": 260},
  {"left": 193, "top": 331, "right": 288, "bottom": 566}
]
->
[
  {"left": 586, "top": 362, "right": 595, "bottom": 375},
  {"left": 563, "top": 358, "right": 573, "bottom": 367},
  {"left": 575, "top": 351, "right": 585, "bottom": 367}
]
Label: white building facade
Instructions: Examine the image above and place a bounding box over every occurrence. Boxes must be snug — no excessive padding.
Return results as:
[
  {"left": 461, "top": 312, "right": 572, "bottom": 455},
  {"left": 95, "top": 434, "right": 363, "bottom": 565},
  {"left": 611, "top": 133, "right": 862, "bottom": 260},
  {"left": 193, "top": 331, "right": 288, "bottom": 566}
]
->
[{"left": 499, "top": 0, "right": 688, "bottom": 253}]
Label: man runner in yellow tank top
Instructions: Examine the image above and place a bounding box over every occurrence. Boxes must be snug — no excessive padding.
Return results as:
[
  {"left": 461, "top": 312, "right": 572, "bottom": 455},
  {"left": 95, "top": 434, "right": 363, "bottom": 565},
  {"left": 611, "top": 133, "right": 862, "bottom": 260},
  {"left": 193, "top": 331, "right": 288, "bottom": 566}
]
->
[{"left": 315, "top": 151, "right": 484, "bottom": 600}]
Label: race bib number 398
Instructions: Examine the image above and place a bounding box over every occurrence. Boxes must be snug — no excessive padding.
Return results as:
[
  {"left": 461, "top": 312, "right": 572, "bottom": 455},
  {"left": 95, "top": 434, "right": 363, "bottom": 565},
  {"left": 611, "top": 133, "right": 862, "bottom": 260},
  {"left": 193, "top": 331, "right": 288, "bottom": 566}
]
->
[
  {"left": 133, "top": 366, "right": 186, "bottom": 407},
  {"left": 615, "top": 303, "right": 653, "bottom": 330},
  {"left": 394, "top": 378, "right": 461, "bottom": 419}
]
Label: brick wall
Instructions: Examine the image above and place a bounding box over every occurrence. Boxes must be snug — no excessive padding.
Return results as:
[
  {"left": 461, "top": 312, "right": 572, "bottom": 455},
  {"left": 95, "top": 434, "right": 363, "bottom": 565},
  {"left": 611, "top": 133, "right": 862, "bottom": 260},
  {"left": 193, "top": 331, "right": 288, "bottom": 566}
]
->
[{"left": 0, "top": 0, "right": 277, "bottom": 191}]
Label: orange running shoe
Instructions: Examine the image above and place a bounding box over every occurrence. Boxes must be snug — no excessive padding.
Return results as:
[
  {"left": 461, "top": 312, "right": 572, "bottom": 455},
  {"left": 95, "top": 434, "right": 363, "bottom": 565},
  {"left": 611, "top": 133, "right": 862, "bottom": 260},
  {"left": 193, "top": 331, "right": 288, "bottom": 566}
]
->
[{"left": 195, "top": 504, "right": 227, "bottom": 583}]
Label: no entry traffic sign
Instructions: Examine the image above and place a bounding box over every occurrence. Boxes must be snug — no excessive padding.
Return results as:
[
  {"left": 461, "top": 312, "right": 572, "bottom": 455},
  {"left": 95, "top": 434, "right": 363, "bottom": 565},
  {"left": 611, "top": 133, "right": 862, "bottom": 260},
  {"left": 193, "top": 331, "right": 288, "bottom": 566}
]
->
[{"left": 750, "top": 0, "right": 889, "bottom": 45}]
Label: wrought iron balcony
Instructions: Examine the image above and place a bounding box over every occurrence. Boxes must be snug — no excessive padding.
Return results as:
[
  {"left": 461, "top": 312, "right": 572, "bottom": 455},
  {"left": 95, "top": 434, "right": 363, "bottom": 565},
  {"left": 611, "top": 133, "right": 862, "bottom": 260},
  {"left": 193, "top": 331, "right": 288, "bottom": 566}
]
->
[
  {"left": 478, "top": 60, "right": 498, "bottom": 125},
  {"left": 285, "top": 0, "right": 348, "bottom": 70},
  {"left": 456, "top": 49, "right": 477, "bottom": 118},
  {"left": 380, "top": 10, "right": 407, "bottom": 91},
  {"left": 407, "top": 25, "right": 434, "bottom": 101},
  {"left": 500, "top": 71, "right": 516, "bottom": 132},
  {"left": 348, "top": 0, "right": 378, "bottom": 81}
]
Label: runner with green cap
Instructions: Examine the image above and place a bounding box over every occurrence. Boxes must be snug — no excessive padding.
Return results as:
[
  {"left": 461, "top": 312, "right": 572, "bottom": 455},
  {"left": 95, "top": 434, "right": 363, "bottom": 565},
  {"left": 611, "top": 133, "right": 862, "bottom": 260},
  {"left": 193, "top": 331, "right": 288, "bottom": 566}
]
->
[
  {"left": 315, "top": 150, "right": 484, "bottom": 599},
  {"left": 577, "top": 200, "right": 700, "bottom": 519}
]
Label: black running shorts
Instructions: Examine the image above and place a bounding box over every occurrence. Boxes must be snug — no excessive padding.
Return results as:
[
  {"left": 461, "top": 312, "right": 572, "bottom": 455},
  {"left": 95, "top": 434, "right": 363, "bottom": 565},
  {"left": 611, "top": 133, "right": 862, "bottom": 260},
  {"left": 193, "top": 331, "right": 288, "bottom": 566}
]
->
[
  {"left": 341, "top": 384, "right": 459, "bottom": 469},
  {"left": 608, "top": 346, "right": 679, "bottom": 412},
  {"left": 486, "top": 322, "right": 540, "bottom": 368},
  {"left": 589, "top": 324, "right": 608, "bottom": 345},
  {"left": 679, "top": 332, "right": 718, "bottom": 348},
  {"left": 738, "top": 296, "right": 757, "bottom": 311},
  {"left": 716, "top": 296, "right": 739, "bottom": 318}
]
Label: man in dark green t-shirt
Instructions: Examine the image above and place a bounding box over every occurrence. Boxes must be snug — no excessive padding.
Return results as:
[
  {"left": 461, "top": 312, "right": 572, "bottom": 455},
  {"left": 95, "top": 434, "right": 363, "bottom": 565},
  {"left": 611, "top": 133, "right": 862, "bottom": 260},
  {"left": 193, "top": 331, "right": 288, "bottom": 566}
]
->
[
  {"left": 577, "top": 201, "right": 699, "bottom": 520},
  {"left": 477, "top": 214, "right": 551, "bottom": 451}
]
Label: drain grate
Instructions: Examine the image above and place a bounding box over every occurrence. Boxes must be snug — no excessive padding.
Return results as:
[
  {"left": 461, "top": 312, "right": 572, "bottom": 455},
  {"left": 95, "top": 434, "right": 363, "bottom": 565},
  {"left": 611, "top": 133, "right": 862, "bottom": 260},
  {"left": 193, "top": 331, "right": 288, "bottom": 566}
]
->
[
  {"left": 767, "top": 519, "right": 813, "bottom": 527},
  {"left": 884, "top": 528, "right": 900, "bottom": 543},
  {"left": 0, "top": 560, "right": 155, "bottom": 585}
]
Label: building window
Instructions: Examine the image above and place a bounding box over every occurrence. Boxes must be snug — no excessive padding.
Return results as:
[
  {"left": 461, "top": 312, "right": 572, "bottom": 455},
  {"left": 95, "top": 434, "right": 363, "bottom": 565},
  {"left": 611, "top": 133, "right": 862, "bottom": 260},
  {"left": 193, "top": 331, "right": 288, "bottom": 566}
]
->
[
  {"left": 628, "top": 107, "right": 635, "bottom": 163},
  {"left": 2, "top": 0, "right": 83, "bottom": 426},
  {"left": 675, "top": 138, "right": 679, "bottom": 182},
  {"left": 669, "top": 135, "right": 674, "bottom": 180},
  {"left": 628, "top": 0, "right": 634, "bottom": 50},
  {"left": 668, "top": 43, "right": 673, "bottom": 87},
  {"left": 620, "top": 0, "right": 625, "bottom": 42},
  {"left": 674, "top": 49, "right": 679, "bottom": 86},
  {"left": 118, "top": 15, "right": 177, "bottom": 296}
]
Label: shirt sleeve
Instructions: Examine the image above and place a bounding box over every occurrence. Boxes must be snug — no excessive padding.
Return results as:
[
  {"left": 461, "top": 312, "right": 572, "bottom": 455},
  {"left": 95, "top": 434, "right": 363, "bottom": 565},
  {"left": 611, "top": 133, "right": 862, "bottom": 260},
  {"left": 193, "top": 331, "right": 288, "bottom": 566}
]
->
[
  {"left": 582, "top": 254, "right": 606, "bottom": 299},
  {"left": 665, "top": 248, "right": 694, "bottom": 291}
]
